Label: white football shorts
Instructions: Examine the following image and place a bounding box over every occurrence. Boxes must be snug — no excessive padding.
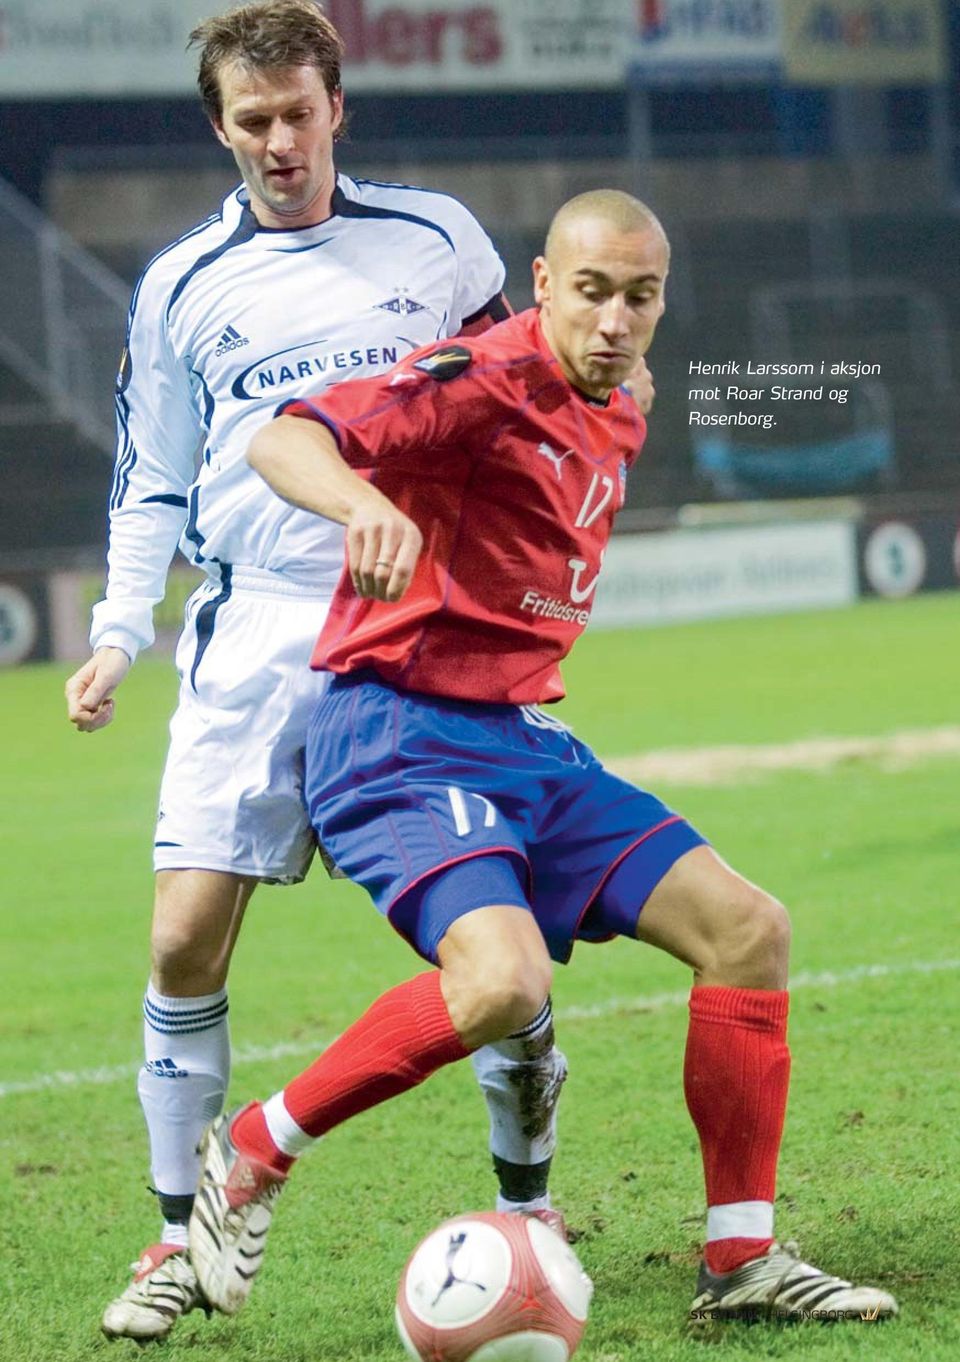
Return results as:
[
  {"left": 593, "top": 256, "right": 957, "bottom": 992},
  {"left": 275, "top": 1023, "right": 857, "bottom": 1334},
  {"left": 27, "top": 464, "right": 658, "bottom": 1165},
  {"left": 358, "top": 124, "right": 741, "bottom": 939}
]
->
[{"left": 154, "top": 567, "right": 333, "bottom": 882}]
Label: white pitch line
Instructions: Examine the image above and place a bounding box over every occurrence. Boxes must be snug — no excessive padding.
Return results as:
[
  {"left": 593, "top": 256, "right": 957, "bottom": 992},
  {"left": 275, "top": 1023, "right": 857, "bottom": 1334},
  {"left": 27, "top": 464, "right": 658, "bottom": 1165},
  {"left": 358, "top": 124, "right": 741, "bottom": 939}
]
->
[
  {"left": 556, "top": 957, "right": 960, "bottom": 1020},
  {"left": 2, "top": 957, "right": 957, "bottom": 1101}
]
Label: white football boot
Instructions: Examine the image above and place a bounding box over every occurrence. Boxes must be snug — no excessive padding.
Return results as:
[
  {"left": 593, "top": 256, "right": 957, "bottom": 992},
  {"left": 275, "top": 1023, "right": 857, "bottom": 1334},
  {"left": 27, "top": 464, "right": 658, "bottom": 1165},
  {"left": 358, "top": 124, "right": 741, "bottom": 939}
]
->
[
  {"left": 189, "top": 1108, "right": 287, "bottom": 1315},
  {"left": 690, "top": 1240, "right": 899, "bottom": 1322},
  {"left": 101, "top": 1243, "right": 208, "bottom": 1340}
]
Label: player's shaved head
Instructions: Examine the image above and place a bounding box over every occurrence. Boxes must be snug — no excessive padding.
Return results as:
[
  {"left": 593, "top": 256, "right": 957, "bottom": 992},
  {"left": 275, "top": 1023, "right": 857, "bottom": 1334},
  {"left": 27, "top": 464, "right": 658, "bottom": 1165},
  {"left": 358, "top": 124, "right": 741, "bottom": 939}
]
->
[
  {"left": 533, "top": 189, "right": 669, "bottom": 401},
  {"left": 544, "top": 190, "right": 669, "bottom": 268}
]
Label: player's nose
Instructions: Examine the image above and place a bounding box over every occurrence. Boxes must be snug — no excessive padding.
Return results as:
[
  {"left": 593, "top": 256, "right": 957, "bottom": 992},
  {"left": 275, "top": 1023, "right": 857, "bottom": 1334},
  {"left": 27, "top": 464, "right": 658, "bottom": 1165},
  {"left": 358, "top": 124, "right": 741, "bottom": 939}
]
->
[
  {"left": 266, "top": 119, "right": 296, "bottom": 156},
  {"left": 598, "top": 295, "right": 629, "bottom": 338}
]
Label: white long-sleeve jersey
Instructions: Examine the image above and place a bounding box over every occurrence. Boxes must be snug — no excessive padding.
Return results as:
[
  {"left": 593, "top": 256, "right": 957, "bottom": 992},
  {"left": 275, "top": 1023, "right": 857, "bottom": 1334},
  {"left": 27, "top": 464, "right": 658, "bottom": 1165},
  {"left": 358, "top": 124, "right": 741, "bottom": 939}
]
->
[{"left": 90, "top": 174, "right": 505, "bottom": 661}]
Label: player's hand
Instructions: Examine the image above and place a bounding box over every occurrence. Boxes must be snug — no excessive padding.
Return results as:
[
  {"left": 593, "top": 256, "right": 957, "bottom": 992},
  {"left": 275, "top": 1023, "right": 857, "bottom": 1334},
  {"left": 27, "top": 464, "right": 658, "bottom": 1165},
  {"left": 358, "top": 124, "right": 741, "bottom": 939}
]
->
[
  {"left": 65, "top": 647, "right": 131, "bottom": 732},
  {"left": 622, "top": 355, "right": 655, "bottom": 414},
  {"left": 347, "top": 500, "right": 422, "bottom": 602}
]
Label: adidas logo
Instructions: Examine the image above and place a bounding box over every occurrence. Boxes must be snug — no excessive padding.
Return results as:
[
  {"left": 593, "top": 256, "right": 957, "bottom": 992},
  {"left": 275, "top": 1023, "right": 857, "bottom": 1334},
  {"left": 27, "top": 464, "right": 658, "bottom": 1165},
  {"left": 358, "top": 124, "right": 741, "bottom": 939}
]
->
[
  {"left": 215, "top": 324, "right": 250, "bottom": 356},
  {"left": 145, "top": 1057, "right": 189, "bottom": 1079}
]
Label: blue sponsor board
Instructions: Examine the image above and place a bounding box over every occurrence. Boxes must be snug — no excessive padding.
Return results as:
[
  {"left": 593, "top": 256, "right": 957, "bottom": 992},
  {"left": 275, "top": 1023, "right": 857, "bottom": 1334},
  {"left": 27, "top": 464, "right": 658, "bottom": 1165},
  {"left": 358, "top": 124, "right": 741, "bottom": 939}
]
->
[{"left": 631, "top": 0, "right": 782, "bottom": 83}]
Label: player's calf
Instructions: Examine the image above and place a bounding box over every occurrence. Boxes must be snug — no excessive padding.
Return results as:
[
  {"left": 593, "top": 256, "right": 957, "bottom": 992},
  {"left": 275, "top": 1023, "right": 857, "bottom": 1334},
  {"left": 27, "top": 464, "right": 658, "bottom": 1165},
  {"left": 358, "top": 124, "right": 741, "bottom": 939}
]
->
[{"left": 473, "top": 1000, "right": 567, "bottom": 1213}]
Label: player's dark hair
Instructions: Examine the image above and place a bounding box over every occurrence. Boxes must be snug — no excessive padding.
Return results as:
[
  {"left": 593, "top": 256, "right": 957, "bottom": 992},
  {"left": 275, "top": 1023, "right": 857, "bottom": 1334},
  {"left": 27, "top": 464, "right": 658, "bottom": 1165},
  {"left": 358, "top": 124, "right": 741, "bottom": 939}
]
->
[{"left": 190, "top": 1, "right": 344, "bottom": 124}]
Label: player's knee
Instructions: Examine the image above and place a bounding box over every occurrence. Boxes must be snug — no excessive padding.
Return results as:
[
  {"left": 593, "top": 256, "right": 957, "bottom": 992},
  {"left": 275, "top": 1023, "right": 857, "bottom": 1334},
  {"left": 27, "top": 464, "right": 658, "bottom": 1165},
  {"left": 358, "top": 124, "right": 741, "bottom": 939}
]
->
[
  {"left": 451, "top": 956, "right": 552, "bottom": 1050},
  {"left": 715, "top": 887, "right": 791, "bottom": 983},
  {"left": 150, "top": 913, "right": 225, "bottom": 993}
]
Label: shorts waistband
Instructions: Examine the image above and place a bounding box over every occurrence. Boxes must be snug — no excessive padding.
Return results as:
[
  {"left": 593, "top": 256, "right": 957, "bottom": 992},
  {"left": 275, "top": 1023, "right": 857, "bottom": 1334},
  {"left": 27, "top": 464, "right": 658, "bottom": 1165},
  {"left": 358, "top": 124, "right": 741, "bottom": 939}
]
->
[
  {"left": 329, "top": 668, "right": 526, "bottom": 716},
  {"left": 226, "top": 565, "right": 336, "bottom": 599}
]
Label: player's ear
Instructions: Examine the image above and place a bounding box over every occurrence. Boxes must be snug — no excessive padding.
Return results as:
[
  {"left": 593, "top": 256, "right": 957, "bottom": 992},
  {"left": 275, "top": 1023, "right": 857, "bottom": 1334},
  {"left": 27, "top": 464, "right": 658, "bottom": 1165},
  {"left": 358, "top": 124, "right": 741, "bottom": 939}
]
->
[
  {"left": 532, "top": 256, "right": 550, "bottom": 307},
  {"left": 211, "top": 115, "right": 232, "bottom": 150},
  {"left": 330, "top": 86, "right": 345, "bottom": 137}
]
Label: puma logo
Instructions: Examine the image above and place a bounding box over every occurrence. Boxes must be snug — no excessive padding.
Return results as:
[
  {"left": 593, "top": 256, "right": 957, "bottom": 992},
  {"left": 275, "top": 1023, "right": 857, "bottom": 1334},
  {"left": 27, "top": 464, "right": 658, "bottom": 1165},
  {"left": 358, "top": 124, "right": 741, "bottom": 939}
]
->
[{"left": 537, "top": 442, "right": 576, "bottom": 480}]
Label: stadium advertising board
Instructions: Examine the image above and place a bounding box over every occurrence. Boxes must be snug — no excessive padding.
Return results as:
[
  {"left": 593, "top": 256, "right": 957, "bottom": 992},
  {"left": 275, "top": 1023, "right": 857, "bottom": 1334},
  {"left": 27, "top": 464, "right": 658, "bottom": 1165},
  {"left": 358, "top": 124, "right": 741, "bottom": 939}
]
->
[
  {"left": 45, "top": 568, "right": 201, "bottom": 663},
  {"left": 858, "top": 516, "right": 960, "bottom": 599},
  {"left": 590, "top": 521, "right": 858, "bottom": 629},
  {"left": 630, "top": 0, "right": 782, "bottom": 83},
  {"left": 0, "top": 0, "right": 632, "bottom": 96},
  {"left": 0, "top": 575, "right": 50, "bottom": 665},
  {"left": 782, "top": 0, "right": 946, "bottom": 85}
]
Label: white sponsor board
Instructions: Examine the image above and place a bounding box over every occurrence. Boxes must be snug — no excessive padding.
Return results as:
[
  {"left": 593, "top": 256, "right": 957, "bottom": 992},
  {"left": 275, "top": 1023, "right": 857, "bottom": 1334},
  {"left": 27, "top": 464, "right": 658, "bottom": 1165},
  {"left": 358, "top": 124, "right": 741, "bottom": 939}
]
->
[
  {"left": 0, "top": 0, "right": 632, "bottom": 97},
  {"left": 48, "top": 567, "right": 200, "bottom": 661},
  {"left": 631, "top": 0, "right": 782, "bottom": 82},
  {"left": 590, "top": 521, "right": 858, "bottom": 629}
]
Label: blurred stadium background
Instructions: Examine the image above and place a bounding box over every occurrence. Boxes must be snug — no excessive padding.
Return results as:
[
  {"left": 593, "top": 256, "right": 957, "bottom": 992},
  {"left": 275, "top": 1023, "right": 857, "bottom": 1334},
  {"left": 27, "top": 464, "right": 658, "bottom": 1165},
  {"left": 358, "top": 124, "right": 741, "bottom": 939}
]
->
[{"left": 0, "top": 0, "right": 958, "bottom": 665}]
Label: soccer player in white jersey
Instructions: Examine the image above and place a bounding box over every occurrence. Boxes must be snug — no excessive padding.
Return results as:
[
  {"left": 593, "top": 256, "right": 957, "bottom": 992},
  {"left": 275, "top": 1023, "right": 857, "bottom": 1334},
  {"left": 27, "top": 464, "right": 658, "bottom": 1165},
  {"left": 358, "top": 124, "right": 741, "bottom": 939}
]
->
[{"left": 64, "top": 0, "right": 635, "bottom": 1341}]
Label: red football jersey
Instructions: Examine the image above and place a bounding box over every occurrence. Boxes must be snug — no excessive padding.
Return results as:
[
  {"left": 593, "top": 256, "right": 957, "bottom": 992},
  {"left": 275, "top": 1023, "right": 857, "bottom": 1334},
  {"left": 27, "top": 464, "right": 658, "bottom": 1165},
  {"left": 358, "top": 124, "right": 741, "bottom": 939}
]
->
[{"left": 282, "top": 308, "right": 646, "bottom": 704}]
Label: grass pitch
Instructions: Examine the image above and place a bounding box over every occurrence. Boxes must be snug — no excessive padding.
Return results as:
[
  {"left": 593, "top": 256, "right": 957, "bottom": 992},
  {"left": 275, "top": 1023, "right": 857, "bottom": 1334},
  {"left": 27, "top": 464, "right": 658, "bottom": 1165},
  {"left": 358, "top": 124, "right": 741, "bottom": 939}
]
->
[{"left": 2, "top": 593, "right": 958, "bottom": 1361}]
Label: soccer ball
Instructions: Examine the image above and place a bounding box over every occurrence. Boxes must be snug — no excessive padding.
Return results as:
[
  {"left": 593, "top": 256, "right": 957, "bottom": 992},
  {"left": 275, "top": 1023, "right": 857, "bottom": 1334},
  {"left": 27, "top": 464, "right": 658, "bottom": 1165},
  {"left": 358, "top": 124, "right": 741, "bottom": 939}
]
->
[{"left": 395, "top": 1211, "right": 592, "bottom": 1362}]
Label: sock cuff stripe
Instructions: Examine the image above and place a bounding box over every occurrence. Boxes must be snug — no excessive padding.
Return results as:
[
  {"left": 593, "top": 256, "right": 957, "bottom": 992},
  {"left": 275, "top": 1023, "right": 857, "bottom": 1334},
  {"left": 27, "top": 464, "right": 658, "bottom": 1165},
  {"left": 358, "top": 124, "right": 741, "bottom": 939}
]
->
[
  {"left": 144, "top": 999, "right": 229, "bottom": 1033},
  {"left": 507, "top": 997, "right": 552, "bottom": 1040},
  {"left": 143, "top": 991, "right": 227, "bottom": 1015},
  {"left": 143, "top": 994, "right": 228, "bottom": 1017},
  {"left": 144, "top": 1000, "right": 228, "bottom": 1022},
  {"left": 706, "top": 1200, "right": 775, "bottom": 1243}
]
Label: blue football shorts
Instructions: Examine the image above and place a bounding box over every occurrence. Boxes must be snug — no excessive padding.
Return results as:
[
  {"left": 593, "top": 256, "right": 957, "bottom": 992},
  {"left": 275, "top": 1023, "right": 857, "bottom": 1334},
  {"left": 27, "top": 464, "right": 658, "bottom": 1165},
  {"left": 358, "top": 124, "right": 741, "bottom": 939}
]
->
[{"left": 305, "top": 671, "right": 706, "bottom": 963}]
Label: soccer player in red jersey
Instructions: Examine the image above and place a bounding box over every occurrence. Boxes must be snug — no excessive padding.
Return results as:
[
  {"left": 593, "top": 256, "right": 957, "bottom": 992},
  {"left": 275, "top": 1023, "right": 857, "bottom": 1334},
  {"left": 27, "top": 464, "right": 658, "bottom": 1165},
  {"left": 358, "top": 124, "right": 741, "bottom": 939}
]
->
[{"left": 188, "top": 191, "right": 897, "bottom": 1325}]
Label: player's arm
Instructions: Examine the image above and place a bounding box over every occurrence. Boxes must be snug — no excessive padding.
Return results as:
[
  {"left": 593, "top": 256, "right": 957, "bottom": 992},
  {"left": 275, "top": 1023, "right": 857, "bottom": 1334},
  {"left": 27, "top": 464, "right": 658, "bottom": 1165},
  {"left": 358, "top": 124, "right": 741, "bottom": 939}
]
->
[
  {"left": 429, "top": 190, "right": 509, "bottom": 339},
  {"left": 457, "top": 291, "right": 512, "bottom": 338},
  {"left": 248, "top": 416, "right": 421, "bottom": 603},
  {"left": 66, "top": 270, "right": 201, "bottom": 732}
]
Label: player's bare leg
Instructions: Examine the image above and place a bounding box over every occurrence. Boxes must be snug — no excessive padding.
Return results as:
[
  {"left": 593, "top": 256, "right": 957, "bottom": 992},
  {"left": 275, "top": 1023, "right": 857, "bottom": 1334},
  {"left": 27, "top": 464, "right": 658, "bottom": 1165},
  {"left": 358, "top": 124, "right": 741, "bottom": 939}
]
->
[
  {"left": 634, "top": 844, "right": 789, "bottom": 989},
  {"left": 436, "top": 905, "right": 553, "bottom": 1049},
  {"left": 102, "top": 870, "right": 255, "bottom": 1340},
  {"left": 189, "top": 905, "right": 552, "bottom": 1314},
  {"left": 633, "top": 845, "right": 896, "bottom": 1321}
]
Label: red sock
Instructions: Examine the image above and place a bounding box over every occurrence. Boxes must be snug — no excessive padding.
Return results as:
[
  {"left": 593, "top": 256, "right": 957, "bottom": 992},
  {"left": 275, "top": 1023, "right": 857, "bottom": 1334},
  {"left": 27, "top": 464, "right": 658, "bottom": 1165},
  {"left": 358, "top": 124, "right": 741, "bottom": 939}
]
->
[
  {"left": 235, "top": 971, "right": 468, "bottom": 1166},
  {"left": 230, "top": 1102, "right": 295, "bottom": 1177},
  {"left": 684, "top": 985, "right": 790, "bottom": 1275}
]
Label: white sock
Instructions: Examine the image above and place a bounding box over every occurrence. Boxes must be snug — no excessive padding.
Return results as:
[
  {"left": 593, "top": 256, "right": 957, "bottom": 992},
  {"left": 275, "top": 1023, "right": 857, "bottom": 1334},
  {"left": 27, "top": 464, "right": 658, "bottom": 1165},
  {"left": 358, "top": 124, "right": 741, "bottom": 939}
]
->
[
  {"left": 706, "top": 1202, "right": 775, "bottom": 1244},
  {"left": 471, "top": 999, "right": 567, "bottom": 1166},
  {"left": 496, "top": 1192, "right": 552, "bottom": 1214},
  {"left": 138, "top": 984, "right": 230, "bottom": 1224},
  {"left": 160, "top": 1222, "right": 189, "bottom": 1249},
  {"left": 262, "top": 1091, "right": 315, "bottom": 1157}
]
